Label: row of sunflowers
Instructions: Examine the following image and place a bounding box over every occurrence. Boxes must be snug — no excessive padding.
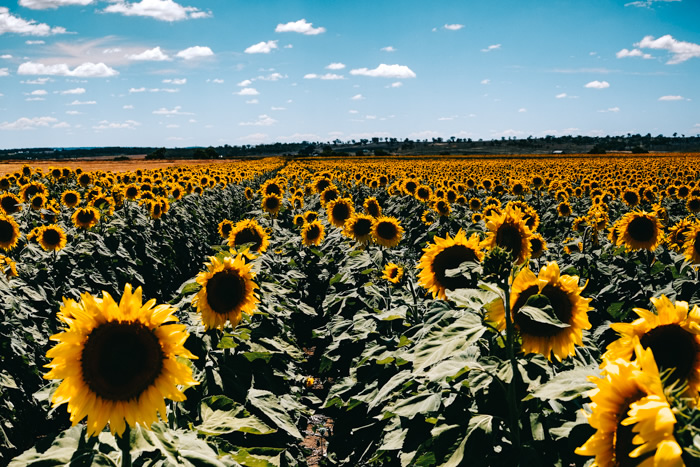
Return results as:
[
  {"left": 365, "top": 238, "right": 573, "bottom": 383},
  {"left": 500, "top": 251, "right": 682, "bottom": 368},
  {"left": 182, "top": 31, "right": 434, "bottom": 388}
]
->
[{"left": 2, "top": 154, "right": 700, "bottom": 466}]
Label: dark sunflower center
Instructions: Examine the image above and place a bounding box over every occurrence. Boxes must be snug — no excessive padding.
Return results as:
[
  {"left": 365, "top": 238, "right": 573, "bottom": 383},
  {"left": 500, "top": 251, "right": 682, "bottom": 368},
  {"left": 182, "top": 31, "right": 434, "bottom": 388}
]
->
[
  {"left": 42, "top": 229, "right": 61, "bottom": 246},
  {"left": 376, "top": 221, "right": 397, "bottom": 240},
  {"left": 234, "top": 228, "right": 263, "bottom": 251},
  {"left": 688, "top": 199, "right": 700, "bottom": 211},
  {"left": 32, "top": 197, "right": 43, "bottom": 208},
  {"left": 626, "top": 217, "right": 656, "bottom": 242},
  {"left": 0, "top": 220, "right": 14, "bottom": 242},
  {"left": 530, "top": 237, "right": 543, "bottom": 255},
  {"left": 126, "top": 187, "right": 138, "bottom": 198},
  {"left": 387, "top": 267, "right": 398, "bottom": 279},
  {"left": 81, "top": 321, "right": 164, "bottom": 401},
  {"left": 640, "top": 324, "right": 698, "bottom": 386},
  {"left": 332, "top": 203, "right": 351, "bottom": 221},
  {"left": 470, "top": 200, "right": 481, "bottom": 210},
  {"left": 495, "top": 223, "right": 525, "bottom": 259},
  {"left": 305, "top": 213, "right": 318, "bottom": 223},
  {"left": 1, "top": 197, "right": 19, "bottom": 214},
  {"left": 513, "top": 285, "right": 573, "bottom": 337},
  {"left": 206, "top": 270, "right": 246, "bottom": 314},
  {"left": 221, "top": 223, "right": 233, "bottom": 236},
  {"left": 417, "top": 187, "right": 430, "bottom": 199},
  {"left": 77, "top": 210, "right": 95, "bottom": 224},
  {"left": 353, "top": 218, "right": 373, "bottom": 237},
  {"left": 437, "top": 201, "right": 449, "bottom": 213},
  {"left": 306, "top": 224, "right": 321, "bottom": 240},
  {"left": 405, "top": 181, "right": 417, "bottom": 193},
  {"left": 432, "top": 245, "right": 477, "bottom": 291},
  {"left": 79, "top": 175, "right": 91, "bottom": 185},
  {"left": 265, "top": 184, "right": 282, "bottom": 195},
  {"left": 25, "top": 186, "right": 40, "bottom": 199},
  {"left": 366, "top": 203, "right": 380, "bottom": 217},
  {"left": 323, "top": 191, "right": 338, "bottom": 203},
  {"left": 624, "top": 191, "right": 639, "bottom": 204},
  {"left": 693, "top": 232, "right": 700, "bottom": 255},
  {"left": 64, "top": 193, "right": 78, "bottom": 205}
]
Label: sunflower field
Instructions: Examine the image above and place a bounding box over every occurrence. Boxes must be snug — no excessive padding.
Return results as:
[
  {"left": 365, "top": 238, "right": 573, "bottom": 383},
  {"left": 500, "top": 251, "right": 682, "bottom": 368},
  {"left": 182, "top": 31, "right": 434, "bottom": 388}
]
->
[{"left": 1, "top": 154, "right": 700, "bottom": 466}]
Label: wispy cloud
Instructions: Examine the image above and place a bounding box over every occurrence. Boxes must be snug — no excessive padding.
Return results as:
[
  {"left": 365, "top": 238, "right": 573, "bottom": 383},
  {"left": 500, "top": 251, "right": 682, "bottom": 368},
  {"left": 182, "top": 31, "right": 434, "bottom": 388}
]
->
[
  {"left": 350, "top": 64, "right": 416, "bottom": 79},
  {"left": 584, "top": 80, "right": 610, "bottom": 89},
  {"left": 163, "top": 78, "right": 186, "bottom": 85},
  {"left": 0, "top": 116, "right": 58, "bottom": 130},
  {"left": 18, "top": 61, "right": 118, "bottom": 77},
  {"left": 152, "top": 105, "right": 193, "bottom": 115},
  {"left": 635, "top": 34, "right": 700, "bottom": 64},
  {"left": 658, "top": 95, "right": 686, "bottom": 101},
  {"left": 244, "top": 40, "right": 278, "bottom": 54},
  {"left": 68, "top": 99, "right": 96, "bottom": 105},
  {"left": 20, "top": 0, "right": 94, "bottom": 9},
  {"left": 304, "top": 73, "right": 344, "bottom": 80},
  {"left": 625, "top": 0, "right": 681, "bottom": 8},
  {"left": 127, "top": 46, "right": 171, "bottom": 61},
  {"left": 381, "top": 46, "right": 396, "bottom": 52},
  {"left": 239, "top": 114, "right": 277, "bottom": 126},
  {"left": 93, "top": 119, "right": 141, "bottom": 130},
  {"left": 275, "top": 19, "right": 325, "bottom": 35},
  {"left": 326, "top": 62, "right": 345, "bottom": 70},
  {"left": 236, "top": 87, "right": 259, "bottom": 96},
  {"left": 555, "top": 93, "right": 579, "bottom": 99},
  {"left": 616, "top": 48, "right": 653, "bottom": 59},
  {"left": 443, "top": 24, "right": 464, "bottom": 31},
  {"left": 103, "top": 0, "right": 211, "bottom": 22},
  {"left": 351, "top": 94, "right": 364, "bottom": 100},
  {"left": 60, "top": 87, "right": 85, "bottom": 94},
  {"left": 597, "top": 107, "right": 620, "bottom": 112},
  {"left": 0, "top": 7, "right": 68, "bottom": 35},
  {"left": 481, "top": 44, "right": 501, "bottom": 52}
]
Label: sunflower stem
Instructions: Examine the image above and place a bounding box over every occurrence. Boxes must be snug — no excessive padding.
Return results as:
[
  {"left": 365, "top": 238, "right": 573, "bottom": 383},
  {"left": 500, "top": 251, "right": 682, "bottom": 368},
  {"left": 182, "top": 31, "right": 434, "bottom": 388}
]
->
[
  {"left": 501, "top": 270, "right": 521, "bottom": 455},
  {"left": 117, "top": 424, "right": 132, "bottom": 467}
]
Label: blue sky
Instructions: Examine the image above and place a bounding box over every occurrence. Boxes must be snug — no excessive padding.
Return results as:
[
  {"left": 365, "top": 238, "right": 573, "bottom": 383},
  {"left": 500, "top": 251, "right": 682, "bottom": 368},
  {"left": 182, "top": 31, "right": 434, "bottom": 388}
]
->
[{"left": 0, "top": 0, "right": 698, "bottom": 149}]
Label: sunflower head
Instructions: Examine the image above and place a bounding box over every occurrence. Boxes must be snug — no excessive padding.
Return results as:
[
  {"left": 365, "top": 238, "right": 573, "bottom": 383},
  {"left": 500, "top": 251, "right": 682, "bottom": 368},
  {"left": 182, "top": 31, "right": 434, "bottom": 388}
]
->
[
  {"left": 615, "top": 210, "right": 664, "bottom": 252},
  {"left": 72, "top": 206, "right": 100, "bottom": 230},
  {"left": 37, "top": 225, "right": 68, "bottom": 252},
  {"left": 433, "top": 198, "right": 452, "bottom": 217},
  {"left": 382, "top": 263, "right": 404, "bottom": 284},
  {"left": 327, "top": 197, "right": 355, "bottom": 228},
  {"left": 293, "top": 214, "right": 306, "bottom": 228},
  {"left": 0, "top": 193, "right": 22, "bottom": 215},
  {"left": 482, "top": 205, "right": 532, "bottom": 265},
  {"left": 218, "top": 219, "right": 234, "bottom": 239},
  {"left": 418, "top": 229, "right": 484, "bottom": 300},
  {"left": 302, "top": 220, "right": 325, "bottom": 246},
  {"left": 44, "top": 284, "right": 198, "bottom": 437},
  {"left": 303, "top": 210, "right": 319, "bottom": 223},
  {"left": 363, "top": 197, "right": 382, "bottom": 217},
  {"left": 193, "top": 254, "right": 260, "bottom": 330},
  {"left": 0, "top": 215, "right": 21, "bottom": 251},
  {"left": 261, "top": 194, "right": 282, "bottom": 216},
  {"left": 529, "top": 233, "right": 547, "bottom": 259},
  {"left": 343, "top": 214, "right": 374, "bottom": 245},
  {"left": 371, "top": 216, "right": 404, "bottom": 248},
  {"left": 228, "top": 219, "right": 269, "bottom": 253}
]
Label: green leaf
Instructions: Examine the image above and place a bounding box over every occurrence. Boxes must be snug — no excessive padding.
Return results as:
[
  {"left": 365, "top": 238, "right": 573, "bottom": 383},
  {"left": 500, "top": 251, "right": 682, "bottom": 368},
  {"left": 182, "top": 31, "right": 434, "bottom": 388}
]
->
[
  {"left": 387, "top": 392, "right": 442, "bottom": 419},
  {"left": 440, "top": 415, "right": 492, "bottom": 467},
  {"left": 247, "top": 388, "right": 303, "bottom": 439},
  {"left": 243, "top": 352, "right": 273, "bottom": 363},
  {"left": 518, "top": 305, "right": 570, "bottom": 329},
  {"left": 197, "top": 398, "right": 275, "bottom": 436},
  {"left": 528, "top": 366, "right": 598, "bottom": 402}
]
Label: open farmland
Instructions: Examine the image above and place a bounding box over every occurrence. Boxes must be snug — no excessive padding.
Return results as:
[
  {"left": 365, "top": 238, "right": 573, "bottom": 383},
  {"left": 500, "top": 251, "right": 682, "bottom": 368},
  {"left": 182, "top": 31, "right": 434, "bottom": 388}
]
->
[{"left": 2, "top": 153, "right": 700, "bottom": 466}]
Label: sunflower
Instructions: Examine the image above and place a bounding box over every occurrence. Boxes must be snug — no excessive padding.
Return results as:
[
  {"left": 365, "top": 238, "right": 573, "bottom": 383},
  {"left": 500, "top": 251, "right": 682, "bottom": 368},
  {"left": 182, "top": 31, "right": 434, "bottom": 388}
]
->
[
  {"left": 433, "top": 198, "right": 452, "bottom": 217},
  {"left": 682, "top": 222, "right": 700, "bottom": 264},
  {"left": 0, "top": 193, "right": 22, "bottom": 215},
  {"left": 44, "top": 284, "right": 198, "bottom": 437},
  {"left": 486, "top": 262, "right": 592, "bottom": 361},
  {"left": 472, "top": 212, "right": 483, "bottom": 223},
  {"left": 363, "top": 197, "right": 382, "bottom": 217},
  {"left": 228, "top": 219, "right": 269, "bottom": 254},
  {"left": 382, "top": 263, "right": 404, "bottom": 284},
  {"left": 576, "top": 342, "right": 683, "bottom": 466},
  {"left": 0, "top": 215, "right": 21, "bottom": 251},
  {"left": 615, "top": 210, "right": 664, "bottom": 252},
  {"left": 244, "top": 187, "right": 254, "bottom": 199},
  {"left": 19, "top": 182, "right": 47, "bottom": 202},
  {"left": 686, "top": 197, "right": 700, "bottom": 214},
  {"left": 293, "top": 214, "right": 306, "bottom": 228},
  {"left": 418, "top": 229, "right": 484, "bottom": 300},
  {"left": 469, "top": 197, "right": 482, "bottom": 211},
  {"left": 30, "top": 194, "right": 47, "bottom": 211},
  {"left": 193, "top": 254, "right": 259, "bottom": 330},
  {"left": 482, "top": 205, "right": 532, "bottom": 265},
  {"left": 303, "top": 211, "right": 319, "bottom": 223},
  {"left": 261, "top": 194, "right": 282, "bottom": 216},
  {"left": 557, "top": 201, "right": 572, "bottom": 218},
  {"left": 320, "top": 186, "right": 340, "bottom": 205},
  {"left": 529, "top": 233, "right": 547, "bottom": 259},
  {"left": 123, "top": 184, "right": 140, "bottom": 200},
  {"left": 415, "top": 185, "right": 433, "bottom": 202},
  {"left": 37, "top": 224, "right": 67, "bottom": 252},
  {"left": 622, "top": 189, "right": 640, "bottom": 207},
  {"left": 218, "top": 219, "right": 234, "bottom": 239},
  {"left": 302, "top": 220, "right": 325, "bottom": 246},
  {"left": 421, "top": 209, "right": 437, "bottom": 226},
  {"left": 508, "top": 201, "right": 539, "bottom": 231},
  {"left": 72, "top": 206, "right": 100, "bottom": 230},
  {"left": 605, "top": 295, "right": 700, "bottom": 396},
  {"left": 343, "top": 214, "right": 374, "bottom": 245},
  {"left": 371, "top": 216, "right": 404, "bottom": 248},
  {"left": 327, "top": 197, "right": 355, "bottom": 228}
]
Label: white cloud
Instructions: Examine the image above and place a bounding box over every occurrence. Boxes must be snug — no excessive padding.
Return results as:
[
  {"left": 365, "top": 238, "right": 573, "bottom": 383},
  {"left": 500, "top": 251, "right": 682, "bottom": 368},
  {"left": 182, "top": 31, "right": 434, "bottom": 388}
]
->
[
  {"left": 245, "top": 99, "right": 258, "bottom": 104},
  {"left": 275, "top": 19, "right": 325, "bottom": 35},
  {"left": 93, "top": 119, "right": 140, "bottom": 130},
  {"left": 176, "top": 45, "right": 213, "bottom": 59},
  {"left": 53, "top": 121, "right": 70, "bottom": 128},
  {"left": 129, "top": 87, "right": 146, "bottom": 93},
  {"left": 625, "top": 0, "right": 681, "bottom": 7},
  {"left": 1, "top": 54, "right": 12, "bottom": 59},
  {"left": 481, "top": 44, "right": 501, "bottom": 52},
  {"left": 18, "top": 61, "right": 118, "bottom": 77},
  {"left": 239, "top": 132, "right": 268, "bottom": 143},
  {"left": 66, "top": 110, "right": 81, "bottom": 114},
  {"left": 103, "top": 48, "right": 121, "bottom": 54},
  {"left": 163, "top": 78, "right": 186, "bottom": 84},
  {"left": 237, "top": 87, "right": 259, "bottom": 96},
  {"left": 245, "top": 40, "right": 278, "bottom": 54},
  {"left": 0, "top": 7, "right": 68, "bottom": 36},
  {"left": 326, "top": 62, "right": 345, "bottom": 70},
  {"left": 0, "top": 116, "right": 58, "bottom": 130},
  {"left": 388, "top": 81, "right": 402, "bottom": 88},
  {"left": 68, "top": 99, "right": 96, "bottom": 105},
  {"left": 381, "top": 46, "right": 396, "bottom": 52},
  {"left": 597, "top": 107, "right": 620, "bottom": 112},
  {"left": 26, "top": 97, "right": 45, "bottom": 101},
  {"left": 19, "top": 0, "right": 94, "bottom": 8},
  {"left": 304, "top": 73, "right": 344, "bottom": 80},
  {"left": 271, "top": 106, "right": 285, "bottom": 111},
  {"left": 60, "top": 87, "right": 86, "bottom": 94},
  {"left": 239, "top": 114, "right": 276, "bottom": 126},
  {"left": 616, "top": 48, "right": 653, "bottom": 59},
  {"left": 123, "top": 105, "right": 134, "bottom": 109},
  {"left": 25, "top": 40, "right": 45, "bottom": 44},
  {"left": 350, "top": 63, "right": 416, "bottom": 79},
  {"left": 29, "top": 89, "right": 47, "bottom": 95},
  {"left": 348, "top": 110, "right": 358, "bottom": 114},
  {"left": 635, "top": 34, "right": 700, "bottom": 64},
  {"left": 584, "top": 80, "right": 610, "bottom": 89},
  {"left": 0, "top": 68, "right": 9, "bottom": 77},
  {"left": 208, "top": 78, "right": 224, "bottom": 84},
  {"left": 127, "top": 46, "right": 171, "bottom": 61},
  {"left": 658, "top": 95, "right": 684, "bottom": 101},
  {"left": 103, "top": 0, "right": 210, "bottom": 22},
  {"left": 556, "top": 93, "right": 567, "bottom": 98},
  {"left": 518, "top": 108, "right": 527, "bottom": 113},
  {"left": 257, "top": 72, "right": 285, "bottom": 81},
  {"left": 283, "top": 44, "right": 293, "bottom": 49},
  {"left": 443, "top": 24, "right": 464, "bottom": 31},
  {"left": 351, "top": 94, "right": 364, "bottom": 100},
  {"left": 481, "top": 79, "right": 490, "bottom": 85},
  {"left": 152, "top": 105, "right": 192, "bottom": 115},
  {"left": 22, "top": 77, "right": 51, "bottom": 84},
  {"left": 237, "top": 79, "right": 252, "bottom": 87}
]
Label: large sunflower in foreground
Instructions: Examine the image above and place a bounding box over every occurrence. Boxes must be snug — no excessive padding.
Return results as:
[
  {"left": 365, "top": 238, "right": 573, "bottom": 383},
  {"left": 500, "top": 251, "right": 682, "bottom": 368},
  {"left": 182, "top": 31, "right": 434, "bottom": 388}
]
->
[
  {"left": 604, "top": 295, "right": 700, "bottom": 396},
  {"left": 193, "top": 254, "right": 259, "bottom": 330},
  {"left": 576, "top": 342, "right": 684, "bottom": 467},
  {"left": 44, "top": 284, "right": 198, "bottom": 437},
  {"left": 227, "top": 219, "right": 269, "bottom": 254},
  {"left": 486, "top": 261, "right": 592, "bottom": 361},
  {"left": 615, "top": 210, "right": 664, "bottom": 252},
  {"left": 418, "top": 229, "right": 484, "bottom": 300},
  {"left": 482, "top": 205, "right": 532, "bottom": 265},
  {"left": 0, "top": 215, "right": 21, "bottom": 251},
  {"left": 37, "top": 224, "right": 68, "bottom": 252},
  {"left": 371, "top": 216, "right": 404, "bottom": 248}
]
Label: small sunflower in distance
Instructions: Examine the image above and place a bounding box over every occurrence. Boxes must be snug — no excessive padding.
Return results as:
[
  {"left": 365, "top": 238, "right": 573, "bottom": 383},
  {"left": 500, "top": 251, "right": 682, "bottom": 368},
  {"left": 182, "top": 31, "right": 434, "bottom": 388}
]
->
[
  {"left": 218, "top": 219, "right": 234, "bottom": 239},
  {"left": 0, "top": 215, "right": 21, "bottom": 252},
  {"left": 418, "top": 229, "right": 484, "bottom": 300},
  {"left": 193, "top": 254, "right": 259, "bottom": 330},
  {"left": 604, "top": 295, "right": 700, "bottom": 396},
  {"left": 486, "top": 261, "right": 592, "bottom": 362},
  {"left": 37, "top": 224, "right": 67, "bottom": 252},
  {"left": 43, "top": 284, "right": 198, "bottom": 437},
  {"left": 371, "top": 216, "right": 404, "bottom": 248},
  {"left": 302, "top": 220, "right": 325, "bottom": 246},
  {"left": 72, "top": 206, "right": 100, "bottom": 230},
  {"left": 382, "top": 263, "right": 404, "bottom": 284},
  {"left": 615, "top": 210, "right": 664, "bottom": 252},
  {"left": 261, "top": 194, "right": 282, "bottom": 216}
]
